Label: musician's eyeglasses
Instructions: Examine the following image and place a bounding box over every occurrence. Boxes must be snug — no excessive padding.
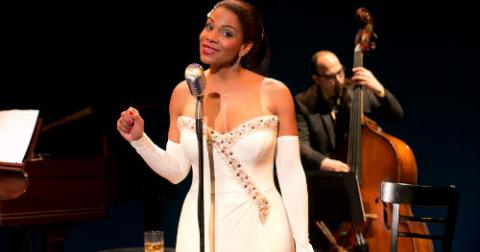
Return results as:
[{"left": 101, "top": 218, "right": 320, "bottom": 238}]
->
[{"left": 317, "top": 67, "right": 345, "bottom": 80}]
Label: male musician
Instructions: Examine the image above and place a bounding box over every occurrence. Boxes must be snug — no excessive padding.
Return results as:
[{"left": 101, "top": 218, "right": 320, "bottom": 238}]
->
[
  {"left": 295, "top": 50, "right": 404, "bottom": 250},
  {"left": 294, "top": 50, "right": 404, "bottom": 172}
]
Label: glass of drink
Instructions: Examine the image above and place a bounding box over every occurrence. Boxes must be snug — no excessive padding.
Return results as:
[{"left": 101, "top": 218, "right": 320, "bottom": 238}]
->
[{"left": 144, "top": 230, "right": 164, "bottom": 252}]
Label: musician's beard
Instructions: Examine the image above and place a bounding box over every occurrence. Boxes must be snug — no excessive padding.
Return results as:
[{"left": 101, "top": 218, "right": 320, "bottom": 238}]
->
[{"left": 331, "top": 84, "right": 349, "bottom": 111}]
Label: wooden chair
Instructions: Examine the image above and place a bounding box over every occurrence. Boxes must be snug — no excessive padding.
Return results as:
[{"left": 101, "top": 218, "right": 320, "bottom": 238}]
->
[{"left": 381, "top": 181, "right": 460, "bottom": 252}]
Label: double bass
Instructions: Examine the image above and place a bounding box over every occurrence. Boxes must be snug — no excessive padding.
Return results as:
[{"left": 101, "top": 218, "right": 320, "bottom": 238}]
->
[{"left": 333, "top": 7, "right": 433, "bottom": 252}]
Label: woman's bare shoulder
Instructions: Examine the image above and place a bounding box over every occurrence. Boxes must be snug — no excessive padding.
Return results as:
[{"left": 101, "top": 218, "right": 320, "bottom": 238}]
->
[
  {"left": 171, "top": 80, "right": 190, "bottom": 97},
  {"left": 261, "top": 77, "right": 291, "bottom": 96},
  {"left": 257, "top": 77, "right": 294, "bottom": 116},
  {"left": 169, "top": 80, "right": 192, "bottom": 116}
]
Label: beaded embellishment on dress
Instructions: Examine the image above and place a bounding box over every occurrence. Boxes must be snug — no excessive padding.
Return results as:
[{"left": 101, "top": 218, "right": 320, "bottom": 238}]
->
[{"left": 177, "top": 115, "right": 279, "bottom": 223}]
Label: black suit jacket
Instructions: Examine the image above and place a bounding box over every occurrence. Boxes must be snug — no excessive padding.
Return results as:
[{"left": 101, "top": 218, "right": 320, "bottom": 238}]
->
[{"left": 294, "top": 82, "right": 404, "bottom": 170}]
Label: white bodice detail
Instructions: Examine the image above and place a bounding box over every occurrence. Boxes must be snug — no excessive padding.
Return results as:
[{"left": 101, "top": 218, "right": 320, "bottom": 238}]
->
[{"left": 177, "top": 115, "right": 278, "bottom": 223}]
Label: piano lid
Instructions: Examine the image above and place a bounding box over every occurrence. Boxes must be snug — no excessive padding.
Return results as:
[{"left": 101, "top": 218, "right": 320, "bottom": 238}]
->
[{"left": 35, "top": 106, "right": 108, "bottom": 159}]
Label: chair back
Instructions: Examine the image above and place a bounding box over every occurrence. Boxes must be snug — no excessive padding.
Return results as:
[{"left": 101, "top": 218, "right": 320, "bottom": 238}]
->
[{"left": 381, "top": 181, "right": 460, "bottom": 252}]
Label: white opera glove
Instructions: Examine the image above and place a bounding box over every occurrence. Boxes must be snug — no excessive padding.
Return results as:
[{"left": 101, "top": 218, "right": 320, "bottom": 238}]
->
[
  {"left": 276, "top": 136, "right": 314, "bottom": 252},
  {"left": 130, "top": 133, "right": 191, "bottom": 184}
]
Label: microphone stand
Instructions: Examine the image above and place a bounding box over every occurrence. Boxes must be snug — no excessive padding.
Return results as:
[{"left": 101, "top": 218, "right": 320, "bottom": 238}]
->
[{"left": 195, "top": 97, "right": 205, "bottom": 252}]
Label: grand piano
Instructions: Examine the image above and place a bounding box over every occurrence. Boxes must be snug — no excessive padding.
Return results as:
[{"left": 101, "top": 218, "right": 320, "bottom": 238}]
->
[{"left": 0, "top": 107, "right": 113, "bottom": 251}]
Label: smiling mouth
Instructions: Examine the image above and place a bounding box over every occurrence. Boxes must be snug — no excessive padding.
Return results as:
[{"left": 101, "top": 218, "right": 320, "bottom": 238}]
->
[{"left": 202, "top": 45, "right": 219, "bottom": 55}]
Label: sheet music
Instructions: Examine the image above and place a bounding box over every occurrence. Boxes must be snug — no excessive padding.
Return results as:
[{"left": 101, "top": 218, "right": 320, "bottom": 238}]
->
[{"left": 0, "top": 109, "right": 39, "bottom": 163}]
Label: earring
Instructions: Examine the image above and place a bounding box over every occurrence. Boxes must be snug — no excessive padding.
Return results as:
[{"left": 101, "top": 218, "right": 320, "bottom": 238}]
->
[{"left": 231, "top": 55, "right": 242, "bottom": 71}]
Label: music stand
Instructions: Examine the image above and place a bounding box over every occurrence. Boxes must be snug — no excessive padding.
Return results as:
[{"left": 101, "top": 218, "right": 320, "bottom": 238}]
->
[
  {"left": 306, "top": 170, "right": 365, "bottom": 224},
  {"left": 305, "top": 170, "right": 366, "bottom": 249}
]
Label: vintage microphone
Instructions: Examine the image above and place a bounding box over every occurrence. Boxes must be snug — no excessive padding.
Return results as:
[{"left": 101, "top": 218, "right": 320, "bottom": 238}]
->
[{"left": 184, "top": 63, "right": 206, "bottom": 252}]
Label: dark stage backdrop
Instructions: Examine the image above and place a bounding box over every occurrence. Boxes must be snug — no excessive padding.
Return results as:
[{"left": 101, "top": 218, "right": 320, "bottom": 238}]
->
[{"left": 1, "top": 1, "right": 477, "bottom": 251}]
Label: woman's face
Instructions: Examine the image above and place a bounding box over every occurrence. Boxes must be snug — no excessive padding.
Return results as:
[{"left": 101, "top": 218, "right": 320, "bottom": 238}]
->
[{"left": 199, "top": 7, "right": 250, "bottom": 67}]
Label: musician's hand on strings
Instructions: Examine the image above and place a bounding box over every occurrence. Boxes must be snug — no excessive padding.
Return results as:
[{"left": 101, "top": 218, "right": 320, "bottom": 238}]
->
[
  {"left": 117, "top": 107, "right": 144, "bottom": 142},
  {"left": 320, "top": 158, "right": 351, "bottom": 172},
  {"left": 352, "top": 67, "right": 385, "bottom": 97}
]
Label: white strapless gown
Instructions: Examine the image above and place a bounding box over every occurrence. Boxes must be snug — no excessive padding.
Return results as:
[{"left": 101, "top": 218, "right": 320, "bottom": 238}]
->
[{"left": 174, "top": 115, "right": 294, "bottom": 252}]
